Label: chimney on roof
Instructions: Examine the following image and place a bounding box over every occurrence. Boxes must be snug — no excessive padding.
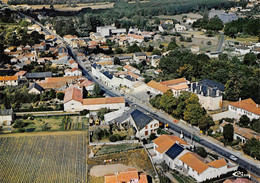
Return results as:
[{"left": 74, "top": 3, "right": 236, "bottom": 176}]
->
[
  {"left": 239, "top": 98, "right": 241, "bottom": 101},
  {"left": 257, "top": 104, "right": 259, "bottom": 108}
]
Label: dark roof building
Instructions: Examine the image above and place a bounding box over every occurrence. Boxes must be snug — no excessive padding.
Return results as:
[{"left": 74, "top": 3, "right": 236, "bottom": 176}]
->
[
  {"left": 134, "top": 52, "right": 147, "bottom": 57},
  {"left": 165, "top": 143, "right": 184, "bottom": 160},
  {"left": 189, "top": 79, "right": 225, "bottom": 97},
  {"left": 130, "top": 109, "right": 153, "bottom": 131},
  {"left": 26, "top": 72, "right": 52, "bottom": 79},
  {"left": 28, "top": 82, "right": 45, "bottom": 93}
]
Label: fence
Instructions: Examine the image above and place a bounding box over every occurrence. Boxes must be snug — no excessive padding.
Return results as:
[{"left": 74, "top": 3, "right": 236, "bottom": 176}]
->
[{"left": 89, "top": 140, "right": 139, "bottom": 146}]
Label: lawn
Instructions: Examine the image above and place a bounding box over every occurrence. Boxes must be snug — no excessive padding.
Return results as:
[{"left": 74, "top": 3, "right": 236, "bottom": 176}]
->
[
  {"left": 15, "top": 115, "right": 88, "bottom": 132},
  {"left": 0, "top": 131, "right": 87, "bottom": 183},
  {"left": 95, "top": 143, "right": 142, "bottom": 156},
  {"left": 226, "top": 36, "right": 258, "bottom": 43}
]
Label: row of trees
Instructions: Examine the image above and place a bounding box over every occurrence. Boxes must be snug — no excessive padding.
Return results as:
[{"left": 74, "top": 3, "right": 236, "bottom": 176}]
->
[
  {"left": 224, "top": 18, "right": 260, "bottom": 38},
  {"left": 192, "top": 16, "right": 223, "bottom": 31},
  {"left": 158, "top": 49, "right": 260, "bottom": 103},
  {"left": 150, "top": 91, "right": 214, "bottom": 133}
]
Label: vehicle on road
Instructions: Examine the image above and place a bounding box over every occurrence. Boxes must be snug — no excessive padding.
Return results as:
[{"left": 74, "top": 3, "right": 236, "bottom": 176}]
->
[{"left": 230, "top": 155, "right": 238, "bottom": 161}]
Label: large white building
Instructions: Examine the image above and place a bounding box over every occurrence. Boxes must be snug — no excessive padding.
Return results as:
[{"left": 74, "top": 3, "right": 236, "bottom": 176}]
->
[
  {"left": 189, "top": 79, "right": 224, "bottom": 111},
  {"left": 228, "top": 98, "right": 260, "bottom": 120},
  {"left": 63, "top": 86, "right": 125, "bottom": 112},
  {"left": 130, "top": 109, "right": 159, "bottom": 139},
  {"left": 0, "top": 76, "right": 19, "bottom": 86}
]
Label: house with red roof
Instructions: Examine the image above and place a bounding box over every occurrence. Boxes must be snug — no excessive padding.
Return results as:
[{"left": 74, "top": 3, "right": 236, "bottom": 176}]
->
[
  {"left": 104, "top": 169, "right": 148, "bottom": 183},
  {"left": 63, "top": 85, "right": 125, "bottom": 111},
  {"left": 64, "top": 68, "right": 82, "bottom": 77},
  {"left": 228, "top": 98, "right": 260, "bottom": 120}
]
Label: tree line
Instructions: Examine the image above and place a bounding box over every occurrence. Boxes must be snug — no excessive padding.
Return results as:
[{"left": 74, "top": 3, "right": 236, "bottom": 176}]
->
[
  {"left": 150, "top": 91, "right": 214, "bottom": 133},
  {"left": 158, "top": 49, "right": 260, "bottom": 103}
]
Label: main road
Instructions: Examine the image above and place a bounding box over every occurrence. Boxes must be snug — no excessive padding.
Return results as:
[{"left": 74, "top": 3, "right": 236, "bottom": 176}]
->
[{"left": 2, "top": 0, "right": 259, "bottom": 177}]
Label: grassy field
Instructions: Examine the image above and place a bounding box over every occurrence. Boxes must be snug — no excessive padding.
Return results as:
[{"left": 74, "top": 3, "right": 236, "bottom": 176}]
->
[
  {"left": 16, "top": 115, "right": 88, "bottom": 132},
  {"left": 226, "top": 36, "right": 259, "bottom": 43},
  {"left": 95, "top": 143, "right": 142, "bottom": 156},
  {"left": 0, "top": 131, "right": 87, "bottom": 183},
  {"left": 16, "top": 2, "right": 114, "bottom": 11}
]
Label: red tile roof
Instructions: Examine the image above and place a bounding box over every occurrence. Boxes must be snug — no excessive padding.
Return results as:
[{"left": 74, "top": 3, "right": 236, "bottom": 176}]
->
[
  {"left": 105, "top": 169, "right": 148, "bottom": 183},
  {"left": 229, "top": 98, "right": 260, "bottom": 115},
  {"left": 207, "top": 159, "right": 227, "bottom": 168},
  {"left": 160, "top": 78, "right": 187, "bottom": 86},
  {"left": 179, "top": 152, "right": 209, "bottom": 174},
  {"left": 147, "top": 80, "right": 171, "bottom": 93},
  {"left": 14, "top": 70, "right": 27, "bottom": 76},
  {"left": 0, "top": 76, "right": 18, "bottom": 81},
  {"left": 153, "top": 135, "right": 189, "bottom": 154},
  {"left": 64, "top": 86, "right": 82, "bottom": 103},
  {"left": 82, "top": 97, "right": 125, "bottom": 105}
]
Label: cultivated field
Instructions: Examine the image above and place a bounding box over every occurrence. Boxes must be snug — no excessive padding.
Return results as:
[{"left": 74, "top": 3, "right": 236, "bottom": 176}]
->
[{"left": 0, "top": 131, "right": 87, "bottom": 183}]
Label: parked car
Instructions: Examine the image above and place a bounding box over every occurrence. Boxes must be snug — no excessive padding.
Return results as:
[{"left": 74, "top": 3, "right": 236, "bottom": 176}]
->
[{"left": 230, "top": 155, "right": 238, "bottom": 161}]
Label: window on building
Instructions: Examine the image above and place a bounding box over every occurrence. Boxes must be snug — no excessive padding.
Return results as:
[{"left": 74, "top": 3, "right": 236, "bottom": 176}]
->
[
  {"left": 145, "top": 131, "right": 148, "bottom": 136},
  {"left": 150, "top": 124, "right": 152, "bottom": 128},
  {"left": 145, "top": 126, "right": 147, "bottom": 129}
]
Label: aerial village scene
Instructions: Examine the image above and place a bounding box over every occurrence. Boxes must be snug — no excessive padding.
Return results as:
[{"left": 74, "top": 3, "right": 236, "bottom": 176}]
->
[{"left": 0, "top": 0, "right": 259, "bottom": 182}]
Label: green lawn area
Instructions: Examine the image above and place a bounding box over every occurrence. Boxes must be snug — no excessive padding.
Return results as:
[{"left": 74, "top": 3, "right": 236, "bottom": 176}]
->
[
  {"left": 16, "top": 115, "right": 88, "bottom": 132},
  {"left": 95, "top": 143, "right": 142, "bottom": 156},
  {"left": 226, "top": 36, "right": 258, "bottom": 43}
]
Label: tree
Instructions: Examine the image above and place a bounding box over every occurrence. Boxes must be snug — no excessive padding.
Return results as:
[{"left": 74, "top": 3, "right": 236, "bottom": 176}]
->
[
  {"left": 94, "top": 84, "right": 102, "bottom": 96},
  {"left": 149, "top": 133, "right": 157, "bottom": 141},
  {"left": 115, "top": 47, "right": 124, "bottom": 54},
  {"left": 154, "top": 18, "right": 160, "bottom": 25},
  {"left": 251, "top": 118, "right": 260, "bottom": 133},
  {"left": 199, "top": 115, "right": 214, "bottom": 133},
  {"left": 196, "top": 146, "right": 207, "bottom": 158},
  {"left": 127, "top": 43, "right": 141, "bottom": 53},
  {"left": 152, "top": 48, "right": 161, "bottom": 56},
  {"left": 183, "top": 103, "right": 204, "bottom": 126},
  {"left": 243, "top": 53, "right": 257, "bottom": 65},
  {"left": 223, "top": 123, "right": 234, "bottom": 142},
  {"left": 20, "top": 20, "right": 29, "bottom": 27},
  {"left": 114, "top": 57, "right": 121, "bottom": 65},
  {"left": 167, "top": 40, "right": 178, "bottom": 51},
  {"left": 56, "top": 92, "right": 65, "bottom": 100},
  {"left": 242, "top": 138, "right": 260, "bottom": 160},
  {"left": 239, "top": 115, "right": 250, "bottom": 127}
]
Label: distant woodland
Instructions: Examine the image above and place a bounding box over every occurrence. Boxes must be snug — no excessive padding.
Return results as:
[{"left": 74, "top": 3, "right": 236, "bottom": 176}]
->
[{"left": 7, "top": 0, "right": 117, "bottom": 5}]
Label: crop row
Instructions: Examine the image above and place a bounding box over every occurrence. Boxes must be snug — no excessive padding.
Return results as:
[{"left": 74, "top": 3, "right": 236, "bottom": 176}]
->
[{"left": 0, "top": 133, "right": 87, "bottom": 183}]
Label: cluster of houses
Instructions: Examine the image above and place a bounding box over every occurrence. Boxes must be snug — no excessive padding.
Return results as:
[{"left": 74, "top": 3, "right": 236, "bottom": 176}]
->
[
  {"left": 234, "top": 42, "right": 260, "bottom": 55},
  {"left": 152, "top": 134, "right": 238, "bottom": 182},
  {"left": 213, "top": 98, "right": 260, "bottom": 144}
]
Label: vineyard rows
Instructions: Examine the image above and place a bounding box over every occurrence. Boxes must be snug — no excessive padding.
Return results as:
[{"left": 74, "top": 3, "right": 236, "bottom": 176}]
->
[{"left": 0, "top": 133, "right": 87, "bottom": 183}]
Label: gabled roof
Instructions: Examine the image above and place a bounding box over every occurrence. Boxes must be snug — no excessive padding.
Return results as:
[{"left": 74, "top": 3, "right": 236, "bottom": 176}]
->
[
  {"left": 64, "top": 86, "right": 82, "bottom": 103},
  {"left": 105, "top": 169, "right": 147, "bottom": 183},
  {"left": 199, "top": 79, "right": 225, "bottom": 92},
  {"left": 14, "top": 70, "right": 27, "bottom": 76},
  {"left": 229, "top": 98, "right": 260, "bottom": 115},
  {"left": 28, "top": 82, "right": 44, "bottom": 92},
  {"left": 153, "top": 135, "right": 189, "bottom": 154},
  {"left": 207, "top": 158, "right": 227, "bottom": 168},
  {"left": 179, "top": 152, "right": 209, "bottom": 174},
  {"left": 170, "top": 83, "right": 189, "bottom": 90},
  {"left": 26, "top": 72, "right": 52, "bottom": 79},
  {"left": 130, "top": 109, "right": 154, "bottom": 131},
  {"left": 147, "top": 80, "right": 171, "bottom": 93},
  {"left": 82, "top": 97, "right": 125, "bottom": 105},
  {"left": 135, "top": 52, "right": 146, "bottom": 57},
  {"left": 0, "top": 76, "right": 18, "bottom": 81},
  {"left": 160, "top": 78, "right": 187, "bottom": 86},
  {"left": 165, "top": 143, "right": 184, "bottom": 160}
]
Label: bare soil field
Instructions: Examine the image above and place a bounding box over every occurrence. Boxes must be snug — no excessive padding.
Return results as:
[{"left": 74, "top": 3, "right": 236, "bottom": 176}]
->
[
  {"left": 0, "top": 131, "right": 87, "bottom": 182},
  {"left": 90, "top": 164, "right": 134, "bottom": 177}
]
